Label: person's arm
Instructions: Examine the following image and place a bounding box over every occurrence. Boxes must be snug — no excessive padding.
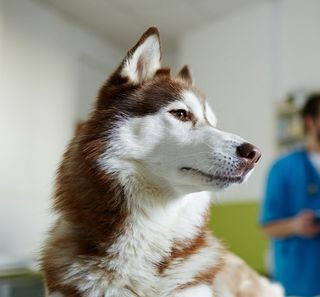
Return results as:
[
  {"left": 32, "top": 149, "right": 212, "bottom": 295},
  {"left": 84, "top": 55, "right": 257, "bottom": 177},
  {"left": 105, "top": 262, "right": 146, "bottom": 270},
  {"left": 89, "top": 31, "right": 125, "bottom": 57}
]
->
[
  {"left": 262, "top": 217, "right": 295, "bottom": 238},
  {"left": 262, "top": 210, "right": 320, "bottom": 239},
  {"left": 260, "top": 160, "right": 320, "bottom": 239}
]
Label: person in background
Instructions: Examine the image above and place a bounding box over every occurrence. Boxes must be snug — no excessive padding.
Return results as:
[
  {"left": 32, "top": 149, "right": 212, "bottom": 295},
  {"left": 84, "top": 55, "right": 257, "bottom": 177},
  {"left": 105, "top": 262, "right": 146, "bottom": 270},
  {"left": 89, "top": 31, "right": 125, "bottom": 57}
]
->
[{"left": 260, "top": 93, "right": 320, "bottom": 297}]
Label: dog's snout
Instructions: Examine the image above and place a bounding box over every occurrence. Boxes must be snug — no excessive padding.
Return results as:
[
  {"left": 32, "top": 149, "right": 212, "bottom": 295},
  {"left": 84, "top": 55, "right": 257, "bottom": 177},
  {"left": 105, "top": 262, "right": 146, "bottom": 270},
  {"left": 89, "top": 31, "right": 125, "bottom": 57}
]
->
[{"left": 236, "top": 142, "right": 261, "bottom": 163}]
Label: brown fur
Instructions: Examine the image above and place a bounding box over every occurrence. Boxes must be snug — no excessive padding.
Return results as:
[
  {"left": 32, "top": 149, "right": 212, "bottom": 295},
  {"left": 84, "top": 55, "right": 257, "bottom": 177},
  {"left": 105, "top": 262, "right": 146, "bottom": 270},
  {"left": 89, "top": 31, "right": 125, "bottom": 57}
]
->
[
  {"left": 157, "top": 209, "right": 213, "bottom": 275},
  {"left": 40, "top": 27, "right": 218, "bottom": 295},
  {"left": 40, "top": 74, "right": 216, "bottom": 293},
  {"left": 40, "top": 27, "right": 275, "bottom": 297},
  {"left": 177, "top": 65, "right": 193, "bottom": 85},
  {"left": 179, "top": 263, "right": 224, "bottom": 291},
  {"left": 158, "top": 228, "right": 208, "bottom": 274}
]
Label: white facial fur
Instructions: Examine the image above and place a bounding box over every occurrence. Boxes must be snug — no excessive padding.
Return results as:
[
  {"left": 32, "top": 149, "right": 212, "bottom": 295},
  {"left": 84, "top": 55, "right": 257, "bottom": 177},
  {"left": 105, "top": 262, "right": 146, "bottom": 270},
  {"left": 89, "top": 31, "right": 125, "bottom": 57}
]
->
[{"left": 100, "top": 90, "right": 250, "bottom": 197}]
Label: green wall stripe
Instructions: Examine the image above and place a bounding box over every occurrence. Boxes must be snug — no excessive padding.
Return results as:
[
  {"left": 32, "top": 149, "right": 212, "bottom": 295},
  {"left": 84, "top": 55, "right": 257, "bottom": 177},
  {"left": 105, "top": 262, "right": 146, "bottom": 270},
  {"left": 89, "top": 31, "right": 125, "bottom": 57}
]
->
[{"left": 208, "top": 201, "right": 268, "bottom": 274}]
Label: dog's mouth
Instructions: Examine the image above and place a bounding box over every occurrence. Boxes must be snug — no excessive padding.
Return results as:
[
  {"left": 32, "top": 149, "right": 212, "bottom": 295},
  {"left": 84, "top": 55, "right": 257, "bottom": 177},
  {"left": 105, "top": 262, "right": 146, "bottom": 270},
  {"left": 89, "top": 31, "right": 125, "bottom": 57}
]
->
[{"left": 180, "top": 167, "right": 248, "bottom": 184}]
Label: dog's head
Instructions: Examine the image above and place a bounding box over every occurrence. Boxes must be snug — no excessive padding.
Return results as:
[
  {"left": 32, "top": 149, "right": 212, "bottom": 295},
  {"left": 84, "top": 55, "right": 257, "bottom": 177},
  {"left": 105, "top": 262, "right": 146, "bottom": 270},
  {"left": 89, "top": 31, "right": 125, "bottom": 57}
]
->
[{"left": 84, "top": 27, "right": 261, "bottom": 197}]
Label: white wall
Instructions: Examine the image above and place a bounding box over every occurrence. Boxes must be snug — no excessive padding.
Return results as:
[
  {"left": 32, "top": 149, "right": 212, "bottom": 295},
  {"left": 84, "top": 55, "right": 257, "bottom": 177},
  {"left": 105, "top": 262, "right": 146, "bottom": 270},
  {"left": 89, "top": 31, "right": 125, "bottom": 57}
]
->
[
  {"left": 178, "top": 1, "right": 275, "bottom": 202},
  {"left": 0, "top": 0, "right": 122, "bottom": 267},
  {"left": 276, "top": 0, "right": 320, "bottom": 99}
]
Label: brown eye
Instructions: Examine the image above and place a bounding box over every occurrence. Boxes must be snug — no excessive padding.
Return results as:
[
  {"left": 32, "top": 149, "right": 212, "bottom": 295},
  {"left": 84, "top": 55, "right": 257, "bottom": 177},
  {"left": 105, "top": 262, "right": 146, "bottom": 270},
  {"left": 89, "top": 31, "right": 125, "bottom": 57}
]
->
[{"left": 169, "top": 109, "right": 189, "bottom": 121}]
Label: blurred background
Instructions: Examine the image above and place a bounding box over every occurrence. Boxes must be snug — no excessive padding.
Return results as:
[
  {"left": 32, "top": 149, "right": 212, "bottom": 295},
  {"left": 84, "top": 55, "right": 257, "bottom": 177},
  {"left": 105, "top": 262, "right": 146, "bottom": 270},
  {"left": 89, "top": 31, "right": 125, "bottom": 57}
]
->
[{"left": 1, "top": 0, "right": 320, "bottom": 295}]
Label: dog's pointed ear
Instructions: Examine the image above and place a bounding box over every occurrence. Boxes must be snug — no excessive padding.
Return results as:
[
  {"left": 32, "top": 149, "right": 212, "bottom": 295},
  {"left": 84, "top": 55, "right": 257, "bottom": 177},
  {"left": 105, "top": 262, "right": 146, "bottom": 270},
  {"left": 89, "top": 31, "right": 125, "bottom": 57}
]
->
[
  {"left": 177, "top": 65, "right": 193, "bottom": 85},
  {"left": 119, "top": 27, "right": 161, "bottom": 84}
]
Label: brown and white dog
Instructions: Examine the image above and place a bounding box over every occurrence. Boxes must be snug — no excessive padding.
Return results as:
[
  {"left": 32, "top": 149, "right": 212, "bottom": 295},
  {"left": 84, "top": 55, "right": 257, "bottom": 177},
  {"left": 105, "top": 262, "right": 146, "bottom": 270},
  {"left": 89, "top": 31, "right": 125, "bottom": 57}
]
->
[{"left": 40, "top": 27, "right": 283, "bottom": 297}]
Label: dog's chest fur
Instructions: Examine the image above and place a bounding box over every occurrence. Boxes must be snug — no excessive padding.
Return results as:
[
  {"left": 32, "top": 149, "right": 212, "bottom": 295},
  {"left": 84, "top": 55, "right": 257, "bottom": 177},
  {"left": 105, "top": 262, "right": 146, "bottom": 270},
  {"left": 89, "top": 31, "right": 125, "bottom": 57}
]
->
[
  {"left": 107, "top": 193, "right": 217, "bottom": 292},
  {"left": 45, "top": 191, "right": 223, "bottom": 297}
]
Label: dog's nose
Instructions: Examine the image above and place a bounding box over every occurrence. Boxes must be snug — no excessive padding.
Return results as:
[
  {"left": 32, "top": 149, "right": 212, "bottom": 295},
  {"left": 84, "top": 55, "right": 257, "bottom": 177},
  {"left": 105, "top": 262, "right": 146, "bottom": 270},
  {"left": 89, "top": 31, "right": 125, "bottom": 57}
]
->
[{"left": 236, "top": 142, "right": 261, "bottom": 163}]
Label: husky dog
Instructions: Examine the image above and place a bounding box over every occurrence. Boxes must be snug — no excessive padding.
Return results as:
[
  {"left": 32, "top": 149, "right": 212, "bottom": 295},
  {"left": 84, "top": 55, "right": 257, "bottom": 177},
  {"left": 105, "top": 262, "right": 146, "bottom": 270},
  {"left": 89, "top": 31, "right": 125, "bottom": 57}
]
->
[{"left": 41, "top": 27, "right": 283, "bottom": 297}]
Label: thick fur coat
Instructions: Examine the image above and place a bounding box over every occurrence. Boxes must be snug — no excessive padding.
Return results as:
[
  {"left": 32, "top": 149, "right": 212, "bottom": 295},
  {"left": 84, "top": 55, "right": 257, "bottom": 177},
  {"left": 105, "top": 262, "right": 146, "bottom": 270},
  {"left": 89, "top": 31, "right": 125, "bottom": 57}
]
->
[{"left": 40, "top": 27, "right": 283, "bottom": 297}]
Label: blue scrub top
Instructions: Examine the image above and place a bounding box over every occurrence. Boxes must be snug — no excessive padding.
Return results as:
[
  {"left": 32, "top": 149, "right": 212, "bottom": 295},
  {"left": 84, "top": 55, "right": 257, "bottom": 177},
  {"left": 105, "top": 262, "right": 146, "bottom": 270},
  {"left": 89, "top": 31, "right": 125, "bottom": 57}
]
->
[{"left": 260, "top": 150, "right": 320, "bottom": 297}]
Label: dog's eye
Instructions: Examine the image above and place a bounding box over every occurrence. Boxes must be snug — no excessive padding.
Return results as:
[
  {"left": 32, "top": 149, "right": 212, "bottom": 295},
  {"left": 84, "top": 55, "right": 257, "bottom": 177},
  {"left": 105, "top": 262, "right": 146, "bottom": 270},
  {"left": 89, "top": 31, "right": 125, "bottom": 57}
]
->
[{"left": 169, "top": 109, "right": 190, "bottom": 121}]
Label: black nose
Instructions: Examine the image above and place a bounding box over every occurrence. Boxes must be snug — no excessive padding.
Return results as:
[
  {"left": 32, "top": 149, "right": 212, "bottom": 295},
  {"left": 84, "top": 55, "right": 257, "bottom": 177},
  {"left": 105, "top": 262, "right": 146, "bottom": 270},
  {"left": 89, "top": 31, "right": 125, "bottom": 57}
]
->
[{"left": 236, "top": 142, "right": 261, "bottom": 163}]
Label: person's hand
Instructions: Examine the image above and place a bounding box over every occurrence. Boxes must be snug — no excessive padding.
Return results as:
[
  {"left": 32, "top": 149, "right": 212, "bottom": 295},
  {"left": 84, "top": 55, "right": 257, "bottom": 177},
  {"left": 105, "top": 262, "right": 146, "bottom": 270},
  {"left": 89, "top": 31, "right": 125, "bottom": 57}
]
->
[{"left": 292, "top": 210, "right": 320, "bottom": 238}]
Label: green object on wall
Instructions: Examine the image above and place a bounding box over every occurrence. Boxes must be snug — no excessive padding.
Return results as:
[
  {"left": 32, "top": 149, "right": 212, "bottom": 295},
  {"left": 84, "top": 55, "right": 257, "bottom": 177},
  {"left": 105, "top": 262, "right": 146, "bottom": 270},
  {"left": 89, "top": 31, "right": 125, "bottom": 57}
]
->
[{"left": 208, "top": 201, "right": 269, "bottom": 274}]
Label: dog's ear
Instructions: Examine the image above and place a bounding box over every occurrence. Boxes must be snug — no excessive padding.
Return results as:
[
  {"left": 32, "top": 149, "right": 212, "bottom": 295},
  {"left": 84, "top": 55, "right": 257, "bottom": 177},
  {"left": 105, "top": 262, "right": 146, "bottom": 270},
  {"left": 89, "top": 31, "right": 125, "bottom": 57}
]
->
[
  {"left": 177, "top": 65, "right": 193, "bottom": 85},
  {"left": 119, "top": 27, "right": 161, "bottom": 85}
]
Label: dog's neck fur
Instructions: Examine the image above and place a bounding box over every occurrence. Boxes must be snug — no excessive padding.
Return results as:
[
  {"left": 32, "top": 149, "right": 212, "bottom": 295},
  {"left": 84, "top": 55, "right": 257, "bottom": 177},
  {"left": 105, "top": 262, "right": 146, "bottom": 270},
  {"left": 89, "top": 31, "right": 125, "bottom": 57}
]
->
[{"left": 54, "top": 132, "right": 211, "bottom": 258}]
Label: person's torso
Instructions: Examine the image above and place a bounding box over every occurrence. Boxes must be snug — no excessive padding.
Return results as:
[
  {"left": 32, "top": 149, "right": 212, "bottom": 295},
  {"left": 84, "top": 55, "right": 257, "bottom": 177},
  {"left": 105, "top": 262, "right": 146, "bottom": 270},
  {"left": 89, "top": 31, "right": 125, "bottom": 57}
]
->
[{"left": 272, "top": 150, "right": 320, "bottom": 297}]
